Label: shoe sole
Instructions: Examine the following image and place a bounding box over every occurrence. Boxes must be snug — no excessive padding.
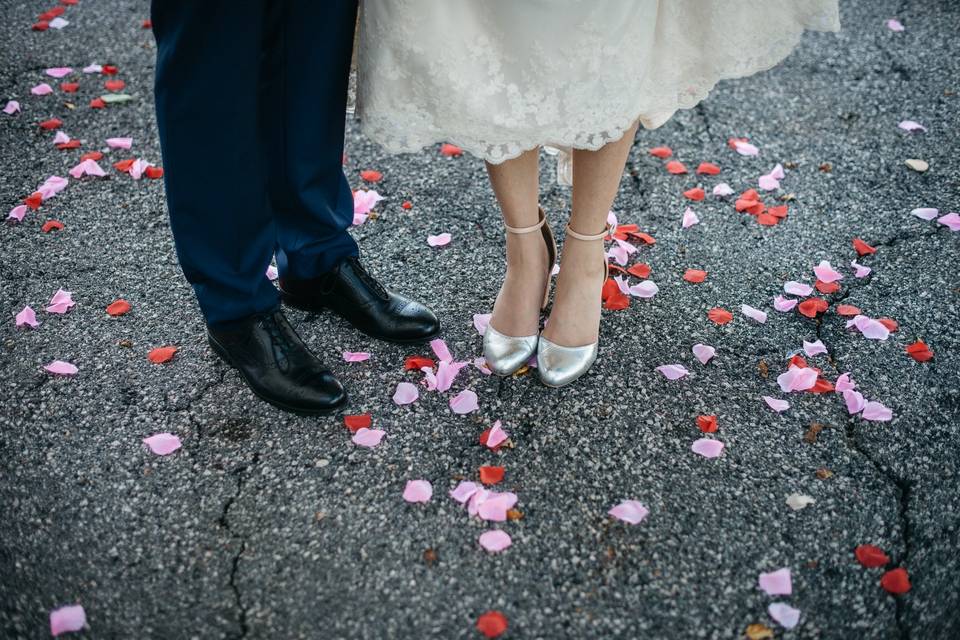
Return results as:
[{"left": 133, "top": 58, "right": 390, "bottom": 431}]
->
[
  {"left": 208, "top": 335, "right": 348, "bottom": 417},
  {"left": 279, "top": 292, "right": 442, "bottom": 345}
]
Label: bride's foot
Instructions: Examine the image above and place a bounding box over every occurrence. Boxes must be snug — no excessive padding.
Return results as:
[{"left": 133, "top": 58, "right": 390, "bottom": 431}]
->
[
  {"left": 488, "top": 223, "right": 551, "bottom": 339},
  {"left": 540, "top": 230, "right": 606, "bottom": 348}
]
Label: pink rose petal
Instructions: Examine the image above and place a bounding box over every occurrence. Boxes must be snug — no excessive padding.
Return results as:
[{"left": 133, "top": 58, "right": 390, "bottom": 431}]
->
[
  {"left": 2, "top": 100, "right": 20, "bottom": 115},
  {"left": 473, "top": 357, "right": 492, "bottom": 375},
  {"left": 44, "top": 360, "right": 77, "bottom": 376},
  {"left": 46, "top": 67, "right": 73, "bottom": 78},
  {"left": 143, "top": 432, "right": 182, "bottom": 455},
  {"left": 50, "top": 605, "right": 86, "bottom": 637},
  {"left": 813, "top": 260, "right": 843, "bottom": 283},
  {"left": 486, "top": 420, "right": 508, "bottom": 449},
  {"left": 392, "top": 382, "right": 419, "bottom": 405},
  {"left": 106, "top": 137, "right": 133, "bottom": 149},
  {"left": 898, "top": 120, "right": 926, "bottom": 133},
  {"left": 16, "top": 306, "right": 39, "bottom": 329},
  {"left": 68, "top": 158, "right": 106, "bottom": 179},
  {"left": 937, "top": 212, "right": 960, "bottom": 231},
  {"left": 886, "top": 18, "right": 905, "bottom": 31},
  {"left": 608, "top": 500, "right": 649, "bottom": 525},
  {"left": 734, "top": 140, "right": 759, "bottom": 156},
  {"left": 402, "top": 479, "right": 432, "bottom": 503},
  {"left": 434, "top": 360, "right": 468, "bottom": 392},
  {"left": 606, "top": 244, "right": 629, "bottom": 266},
  {"left": 342, "top": 351, "right": 371, "bottom": 362},
  {"left": 83, "top": 64, "right": 102, "bottom": 74},
  {"left": 427, "top": 233, "right": 452, "bottom": 247},
  {"left": 768, "top": 603, "right": 801, "bottom": 629},
  {"left": 713, "top": 183, "right": 734, "bottom": 197},
  {"left": 52, "top": 131, "right": 70, "bottom": 145},
  {"left": 473, "top": 313, "right": 491, "bottom": 335},
  {"left": 835, "top": 373, "right": 856, "bottom": 393},
  {"left": 681, "top": 207, "right": 699, "bottom": 229},
  {"left": 784, "top": 281, "right": 813, "bottom": 297},
  {"left": 265, "top": 264, "right": 278, "bottom": 281},
  {"left": 475, "top": 491, "right": 518, "bottom": 521},
  {"left": 479, "top": 529, "right": 512, "bottom": 552},
  {"left": 49, "top": 17, "right": 69, "bottom": 29},
  {"left": 862, "top": 401, "right": 893, "bottom": 422},
  {"left": 352, "top": 427, "right": 386, "bottom": 448},
  {"left": 8, "top": 204, "right": 28, "bottom": 222},
  {"left": 851, "top": 315, "right": 890, "bottom": 341},
  {"left": 692, "top": 438, "right": 724, "bottom": 458},
  {"left": 628, "top": 280, "right": 658, "bottom": 298},
  {"left": 450, "top": 389, "right": 479, "bottom": 414},
  {"left": 758, "top": 173, "right": 780, "bottom": 191},
  {"left": 803, "top": 339, "right": 827, "bottom": 356},
  {"left": 46, "top": 289, "right": 75, "bottom": 314},
  {"left": 353, "top": 189, "right": 383, "bottom": 215},
  {"left": 911, "top": 207, "right": 938, "bottom": 221},
  {"left": 692, "top": 343, "right": 715, "bottom": 365},
  {"left": 430, "top": 338, "right": 452, "bottom": 363},
  {"left": 844, "top": 389, "right": 866, "bottom": 414},
  {"left": 759, "top": 568, "right": 792, "bottom": 595},
  {"left": 741, "top": 304, "right": 767, "bottom": 324},
  {"left": 763, "top": 396, "right": 790, "bottom": 413},
  {"left": 39, "top": 175, "right": 68, "bottom": 199},
  {"left": 656, "top": 364, "right": 688, "bottom": 380},
  {"left": 851, "top": 260, "right": 872, "bottom": 278},
  {"left": 450, "top": 481, "right": 480, "bottom": 503},
  {"left": 773, "top": 295, "right": 798, "bottom": 312},
  {"left": 777, "top": 366, "right": 818, "bottom": 392},
  {"left": 31, "top": 83, "right": 53, "bottom": 96}
]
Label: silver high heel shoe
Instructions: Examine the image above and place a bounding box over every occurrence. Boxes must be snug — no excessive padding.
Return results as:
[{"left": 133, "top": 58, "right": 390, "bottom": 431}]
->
[
  {"left": 537, "top": 224, "right": 609, "bottom": 388},
  {"left": 483, "top": 207, "right": 558, "bottom": 377}
]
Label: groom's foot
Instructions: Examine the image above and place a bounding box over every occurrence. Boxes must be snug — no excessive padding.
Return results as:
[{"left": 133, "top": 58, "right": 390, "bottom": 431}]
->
[
  {"left": 208, "top": 309, "right": 347, "bottom": 415},
  {"left": 278, "top": 256, "right": 441, "bottom": 344}
]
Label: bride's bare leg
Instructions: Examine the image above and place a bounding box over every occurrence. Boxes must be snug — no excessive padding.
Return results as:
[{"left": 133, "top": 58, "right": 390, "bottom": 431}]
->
[
  {"left": 543, "top": 122, "right": 639, "bottom": 347},
  {"left": 484, "top": 148, "right": 550, "bottom": 338}
]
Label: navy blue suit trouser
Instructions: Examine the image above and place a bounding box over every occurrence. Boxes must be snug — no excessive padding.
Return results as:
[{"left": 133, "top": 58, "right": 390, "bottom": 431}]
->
[{"left": 152, "top": 0, "right": 359, "bottom": 326}]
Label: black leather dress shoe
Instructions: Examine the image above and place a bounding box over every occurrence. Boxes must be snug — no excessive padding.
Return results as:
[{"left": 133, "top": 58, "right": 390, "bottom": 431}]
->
[
  {"left": 208, "top": 310, "right": 347, "bottom": 415},
  {"left": 279, "top": 256, "right": 441, "bottom": 344}
]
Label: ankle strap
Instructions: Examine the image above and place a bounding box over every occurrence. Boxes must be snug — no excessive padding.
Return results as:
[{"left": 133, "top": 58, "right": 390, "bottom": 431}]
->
[
  {"left": 565, "top": 224, "right": 609, "bottom": 241},
  {"left": 504, "top": 208, "right": 546, "bottom": 235}
]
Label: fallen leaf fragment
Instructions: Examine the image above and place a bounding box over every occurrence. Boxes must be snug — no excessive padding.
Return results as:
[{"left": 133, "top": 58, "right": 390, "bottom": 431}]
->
[
  {"left": 745, "top": 623, "right": 774, "bottom": 640},
  {"left": 143, "top": 432, "right": 182, "bottom": 455}
]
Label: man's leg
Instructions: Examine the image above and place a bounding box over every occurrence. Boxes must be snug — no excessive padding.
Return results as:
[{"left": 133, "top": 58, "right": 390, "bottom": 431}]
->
[
  {"left": 152, "top": 0, "right": 279, "bottom": 327},
  {"left": 264, "top": 0, "right": 359, "bottom": 280}
]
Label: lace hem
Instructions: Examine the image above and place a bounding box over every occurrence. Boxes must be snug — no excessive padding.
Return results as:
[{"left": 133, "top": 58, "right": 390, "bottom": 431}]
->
[{"left": 359, "top": 20, "right": 838, "bottom": 165}]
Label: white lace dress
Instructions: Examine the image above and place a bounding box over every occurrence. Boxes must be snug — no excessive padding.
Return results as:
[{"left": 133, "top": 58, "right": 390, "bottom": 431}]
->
[{"left": 357, "top": 0, "right": 840, "bottom": 165}]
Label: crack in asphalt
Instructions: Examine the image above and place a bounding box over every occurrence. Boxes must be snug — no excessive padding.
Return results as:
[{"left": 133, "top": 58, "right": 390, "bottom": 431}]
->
[{"left": 217, "top": 453, "right": 260, "bottom": 640}]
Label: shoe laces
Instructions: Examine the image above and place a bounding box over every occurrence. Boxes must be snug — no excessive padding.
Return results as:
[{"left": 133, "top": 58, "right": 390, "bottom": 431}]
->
[
  {"left": 346, "top": 257, "right": 389, "bottom": 300},
  {"left": 258, "top": 313, "right": 297, "bottom": 360}
]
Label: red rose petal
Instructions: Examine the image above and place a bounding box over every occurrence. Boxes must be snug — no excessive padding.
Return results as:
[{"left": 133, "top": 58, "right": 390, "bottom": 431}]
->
[
  {"left": 113, "top": 158, "right": 135, "bottom": 172},
  {"left": 649, "top": 146, "right": 672, "bottom": 159},
  {"left": 604, "top": 289, "right": 630, "bottom": 311},
  {"left": 809, "top": 377, "right": 834, "bottom": 394},
  {"left": 880, "top": 568, "right": 911, "bottom": 595},
  {"left": 478, "top": 466, "right": 505, "bottom": 485},
  {"left": 905, "top": 340, "right": 933, "bottom": 362},
  {"left": 404, "top": 356, "right": 435, "bottom": 371},
  {"left": 360, "top": 169, "right": 382, "bottom": 182},
  {"left": 707, "top": 307, "right": 733, "bottom": 325},
  {"left": 439, "top": 143, "right": 462, "bottom": 157},
  {"left": 878, "top": 318, "right": 898, "bottom": 333},
  {"left": 90, "top": 97, "right": 106, "bottom": 109},
  {"left": 627, "top": 263, "right": 651, "bottom": 279},
  {"left": 148, "top": 346, "right": 178, "bottom": 364},
  {"left": 25, "top": 192, "right": 43, "bottom": 210},
  {"left": 41, "top": 220, "right": 64, "bottom": 233},
  {"left": 665, "top": 160, "right": 688, "bottom": 174},
  {"left": 401, "top": 200, "right": 413, "bottom": 210},
  {"left": 757, "top": 213, "right": 779, "bottom": 226},
  {"left": 343, "top": 414, "right": 372, "bottom": 432},
  {"left": 142, "top": 19, "right": 152, "bottom": 29},
  {"left": 798, "top": 298, "right": 828, "bottom": 318},
  {"left": 102, "top": 65, "right": 119, "bottom": 75},
  {"left": 696, "top": 162, "right": 721, "bottom": 175},
  {"left": 144, "top": 166, "right": 164, "bottom": 179},
  {"left": 683, "top": 269, "right": 707, "bottom": 283},
  {"left": 836, "top": 304, "right": 861, "bottom": 317},
  {"left": 855, "top": 544, "right": 890, "bottom": 568},
  {"left": 476, "top": 611, "right": 508, "bottom": 639},
  {"left": 815, "top": 280, "right": 841, "bottom": 294},
  {"left": 696, "top": 415, "right": 718, "bottom": 433},
  {"left": 60, "top": 82, "right": 79, "bottom": 93},
  {"left": 39, "top": 118, "right": 63, "bottom": 130},
  {"left": 853, "top": 238, "right": 877, "bottom": 256},
  {"left": 628, "top": 231, "right": 656, "bottom": 245},
  {"left": 767, "top": 205, "right": 789, "bottom": 219},
  {"left": 106, "top": 299, "right": 132, "bottom": 317},
  {"left": 32, "top": 21, "right": 50, "bottom": 31},
  {"left": 788, "top": 355, "right": 808, "bottom": 369},
  {"left": 683, "top": 187, "right": 705, "bottom": 201},
  {"left": 104, "top": 79, "right": 126, "bottom": 92},
  {"left": 56, "top": 139, "right": 82, "bottom": 150}
]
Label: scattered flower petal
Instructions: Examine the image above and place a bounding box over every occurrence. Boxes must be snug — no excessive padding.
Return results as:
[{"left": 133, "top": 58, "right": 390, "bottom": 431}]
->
[
  {"left": 476, "top": 611, "right": 508, "bottom": 638},
  {"left": 16, "top": 306, "right": 39, "bottom": 329},
  {"left": 393, "top": 382, "right": 419, "bottom": 405},
  {"left": 777, "top": 366, "right": 818, "bottom": 392},
  {"left": 352, "top": 427, "right": 386, "bottom": 448},
  {"left": 427, "top": 233, "right": 451, "bottom": 247},
  {"left": 911, "top": 207, "right": 938, "bottom": 221},
  {"left": 473, "top": 313, "right": 491, "bottom": 335},
  {"left": 44, "top": 360, "right": 77, "bottom": 376},
  {"left": 608, "top": 500, "right": 649, "bottom": 524},
  {"left": 485, "top": 420, "right": 509, "bottom": 449},
  {"left": 786, "top": 493, "right": 815, "bottom": 511},
  {"left": 773, "top": 295, "right": 797, "bottom": 312},
  {"left": 881, "top": 568, "right": 911, "bottom": 595},
  {"left": 692, "top": 344, "right": 715, "bottom": 365},
  {"left": 855, "top": 544, "right": 890, "bottom": 568},
  {"left": 937, "top": 212, "right": 960, "bottom": 231},
  {"left": 741, "top": 304, "right": 767, "bottom": 324},
  {"left": 885, "top": 18, "right": 905, "bottom": 32},
  {"left": 691, "top": 438, "right": 724, "bottom": 458},
  {"left": 478, "top": 530, "right": 512, "bottom": 552},
  {"left": 713, "top": 182, "right": 734, "bottom": 196},
  {"left": 759, "top": 568, "right": 792, "bottom": 596},
  {"left": 342, "top": 351, "right": 371, "bottom": 362},
  {"left": 2, "top": 100, "right": 20, "bottom": 115},
  {"left": 681, "top": 207, "right": 699, "bottom": 228},
  {"left": 143, "top": 432, "right": 182, "bottom": 455},
  {"left": 862, "top": 401, "right": 893, "bottom": 422},
  {"left": 768, "top": 603, "right": 801, "bottom": 630},
  {"left": 813, "top": 260, "right": 843, "bottom": 283},
  {"left": 50, "top": 605, "right": 86, "bottom": 637},
  {"left": 656, "top": 364, "right": 688, "bottom": 380},
  {"left": 402, "top": 479, "right": 432, "bottom": 503},
  {"left": 763, "top": 396, "right": 790, "bottom": 413},
  {"left": 803, "top": 340, "right": 827, "bottom": 356},
  {"left": 450, "top": 389, "right": 479, "bottom": 414}
]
